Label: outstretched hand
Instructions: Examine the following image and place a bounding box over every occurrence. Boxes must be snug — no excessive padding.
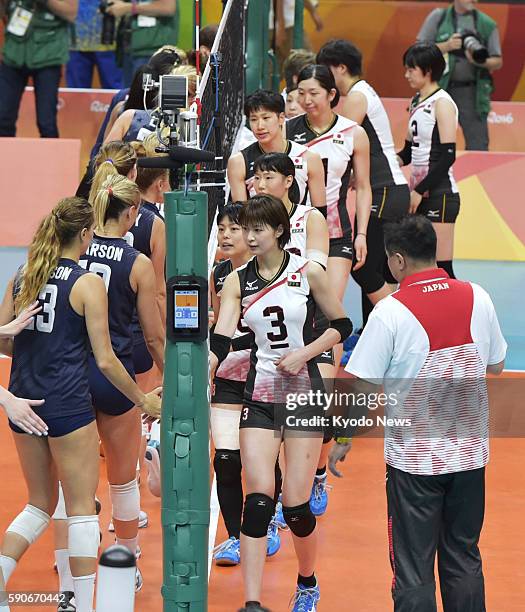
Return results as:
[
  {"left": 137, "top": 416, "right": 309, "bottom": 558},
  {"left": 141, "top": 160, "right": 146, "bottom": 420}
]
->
[{"left": 0, "top": 302, "right": 41, "bottom": 338}]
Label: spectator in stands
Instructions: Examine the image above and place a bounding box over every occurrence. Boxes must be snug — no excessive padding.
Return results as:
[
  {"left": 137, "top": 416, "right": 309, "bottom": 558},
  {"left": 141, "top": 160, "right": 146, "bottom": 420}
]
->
[
  {"left": 67, "top": 0, "right": 122, "bottom": 89},
  {"left": 0, "top": 0, "right": 78, "bottom": 137},
  {"left": 417, "top": 0, "right": 503, "bottom": 151},
  {"left": 105, "top": 0, "right": 177, "bottom": 87}
]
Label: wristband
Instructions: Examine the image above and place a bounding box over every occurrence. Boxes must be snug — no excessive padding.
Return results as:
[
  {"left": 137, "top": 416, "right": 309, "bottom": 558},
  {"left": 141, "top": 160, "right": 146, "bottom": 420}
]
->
[{"left": 335, "top": 437, "right": 351, "bottom": 444}]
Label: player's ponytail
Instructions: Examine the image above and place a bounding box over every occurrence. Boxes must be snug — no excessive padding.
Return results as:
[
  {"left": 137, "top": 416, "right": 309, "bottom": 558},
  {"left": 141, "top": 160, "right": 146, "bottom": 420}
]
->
[
  {"left": 89, "top": 141, "right": 137, "bottom": 205},
  {"left": 93, "top": 174, "right": 141, "bottom": 230},
  {"left": 15, "top": 197, "right": 94, "bottom": 313}
]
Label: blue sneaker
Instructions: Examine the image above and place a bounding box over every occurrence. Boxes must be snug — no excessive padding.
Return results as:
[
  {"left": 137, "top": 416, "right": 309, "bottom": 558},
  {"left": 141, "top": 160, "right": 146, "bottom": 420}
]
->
[
  {"left": 213, "top": 536, "right": 240, "bottom": 566},
  {"left": 290, "top": 583, "right": 320, "bottom": 612},
  {"left": 309, "top": 475, "right": 331, "bottom": 517},
  {"left": 266, "top": 516, "right": 281, "bottom": 557},
  {"left": 274, "top": 495, "right": 288, "bottom": 530}
]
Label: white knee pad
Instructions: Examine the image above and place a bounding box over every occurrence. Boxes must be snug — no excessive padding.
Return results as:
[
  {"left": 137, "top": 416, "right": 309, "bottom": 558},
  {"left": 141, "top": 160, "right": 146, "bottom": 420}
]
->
[
  {"left": 52, "top": 483, "right": 67, "bottom": 520},
  {"left": 7, "top": 504, "right": 50, "bottom": 545},
  {"left": 109, "top": 479, "right": 140, "bottom": 522},
  {"left": 68, "top": 515, "right": 99, "bottom": 558},
  {"left": 210, "top": 406, "right": 240, "bottom": 450}
]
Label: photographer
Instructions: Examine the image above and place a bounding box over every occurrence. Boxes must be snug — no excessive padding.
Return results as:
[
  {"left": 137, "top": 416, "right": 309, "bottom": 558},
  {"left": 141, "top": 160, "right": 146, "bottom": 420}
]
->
[
  {"left": 0, "top": 0, "right": 77, "bottom": 137},
  {"left": 417, "top": 0, "right": 502, "bottom": 151},
  {"left": 104, "top": 0, "right": 177, "bottom": 87}
]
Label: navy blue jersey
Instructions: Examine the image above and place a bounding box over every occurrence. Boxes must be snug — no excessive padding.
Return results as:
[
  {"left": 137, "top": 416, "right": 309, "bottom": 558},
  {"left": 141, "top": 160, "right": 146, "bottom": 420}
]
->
[
  {"left": 9, "top": 259, "right": 92, "bottom": 415},
  {"left": 127, "top": 200, "right": 165, "bottom": 344},
  {"left": 80, "top": 235, "right": 139, "bottom": 360},
  {"left": 123, "top": 109, "right": 153, "bottom": 143}
]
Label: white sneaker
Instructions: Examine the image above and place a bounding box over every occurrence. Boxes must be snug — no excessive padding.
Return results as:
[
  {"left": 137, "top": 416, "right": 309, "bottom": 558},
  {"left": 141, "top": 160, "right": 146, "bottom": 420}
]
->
[
  {"left": 108, "top": 510, "right": 148, "bottom": 532},
  {"left": 135, "top": 566, "right": 143, "bottom": 592}
]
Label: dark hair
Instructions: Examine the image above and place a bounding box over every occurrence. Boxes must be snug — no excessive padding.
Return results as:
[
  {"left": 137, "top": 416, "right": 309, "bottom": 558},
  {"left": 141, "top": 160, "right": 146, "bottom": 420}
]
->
[
  {"left": 317, "top": 39, "right": 362, "bottom": 77},
  {"left": 403, "top": 42, "right": 446, "bottom": 82},
  {"left": 244, "top": 89, "right": 285, "bottom": 117},
  {"left": 297, "top": 64, "right": 340, "bottom": 108},
  {"left": 283, "top": 49, "right": 316, "bottom": 91},
  {"left": 239, "top": 195, "right": 291, "bottom": 250},
  {"left": 217, "top": 202, "right": 244, "bottom": 226},
  {"left": 200, "top": 24, "right": 219, "bottom": 50},
  {"left": 254, "top": 153, "right": 300, "bottom": 205},
  {"left": 383, "top": 216, "right": 437, "bottom": 262}
]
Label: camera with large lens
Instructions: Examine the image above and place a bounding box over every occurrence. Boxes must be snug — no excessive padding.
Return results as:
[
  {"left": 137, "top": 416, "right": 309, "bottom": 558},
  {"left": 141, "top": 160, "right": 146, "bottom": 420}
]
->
[
  {"left": 99, "top": 0, "right": 116, "bottom": 46},
  {"left": 461, "top": 29, "right": 489, "bottom": 64}
]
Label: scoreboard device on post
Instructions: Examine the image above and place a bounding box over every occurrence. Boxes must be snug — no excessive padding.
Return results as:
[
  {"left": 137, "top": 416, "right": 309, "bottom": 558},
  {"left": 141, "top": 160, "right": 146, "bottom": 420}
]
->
[{"left": 166, "top": 276, "right": 208, "bottom": 343}]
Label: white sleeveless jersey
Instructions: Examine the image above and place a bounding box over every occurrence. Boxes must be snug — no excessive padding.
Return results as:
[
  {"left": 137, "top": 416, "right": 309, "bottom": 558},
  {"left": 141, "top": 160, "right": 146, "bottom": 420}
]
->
[
  {"left": 286, "top": 203, "right": 317, "bottom": 258},
  {"left": 409, "top": 89, "right": 459, "bottom": 195},
  {"left": 213, "top": 259, "right": 251, "bottom": 382},
  {"left": 287, "top": 114, "right": 356, "bottom": 240},
  {"left": 241, "top": 140, "right": 310, "bottom": 205},
  {"left": 350, "top": 80, "right": 407, "bottom": 189},
  {"left": 238, "top": 252, "right": 317, "bottom": 404}
]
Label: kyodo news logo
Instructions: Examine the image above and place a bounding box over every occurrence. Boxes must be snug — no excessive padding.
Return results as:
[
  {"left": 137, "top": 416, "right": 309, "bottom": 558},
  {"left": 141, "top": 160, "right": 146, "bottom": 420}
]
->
[{"left": 488, "top": 111, "right": 514, "bottom": 125}]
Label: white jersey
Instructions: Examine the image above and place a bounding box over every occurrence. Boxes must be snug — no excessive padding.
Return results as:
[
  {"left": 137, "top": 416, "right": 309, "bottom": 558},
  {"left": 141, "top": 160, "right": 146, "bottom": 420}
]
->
[
  {"left": 238, "top": 252, "right": 317, "bottom": 404},
  {"left": 241, "top": 140, "right": 310, "bottom": 205},
  {"left": 286, "top": 203, "right": 317, "bottom": 259},
  {"left": 213, "top": 260, "right": 251, "bottom": 382},
  {"left": 409, "top": 89, "right": 459, "bottom": 195},
  {"left": 287, "top": 114, "right": 356, "bottom": 240},
  {"left": 350, "top": 80, "right": 407, "bottom": 189}
]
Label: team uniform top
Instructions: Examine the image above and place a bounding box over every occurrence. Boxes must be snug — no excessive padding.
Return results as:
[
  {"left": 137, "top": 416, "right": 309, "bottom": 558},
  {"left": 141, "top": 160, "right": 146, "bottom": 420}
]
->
[
  {"left": 346, "top": 269, "right": 507, "bottom": 476},
  {"left": 286, "top": 202, "right": 317, "bottom": 258},
  {"left": 9, "top": 259, "right": 92, "bottom": 416},
  {"left": 213, "top": 259, "right": 251, "bottom": 382},
  {"left": 409, "top": 89, "right": 459, "bottom": 196},
  {"left": 80, "top": 235, "right": 140, "bottom": 361},
  {"left": 239, "top": 252, "right": 320, "bottom": 405},
  {"left": 349, "top": 80, "right": 407, "bottom": 191},
  {"left": 241, "top": 140, "right": 310, "bottom": 205},
  {"left": 126, "top": 200, "right": 165, "bottom": 344},
  {"left": 286, "top": 114, "right": 356, "bottom": 240},
  {"left": 123, "top": 109, "right": 153, "bottom": 143}
]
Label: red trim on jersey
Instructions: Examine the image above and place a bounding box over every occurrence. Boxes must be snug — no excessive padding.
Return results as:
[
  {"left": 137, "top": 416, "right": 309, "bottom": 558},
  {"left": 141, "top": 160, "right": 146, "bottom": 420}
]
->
[
  {"left": 393, "top": 268, "right": 474, "bottom": 351},
  {"left": 304, "top": 124, "right": 356, "bottom": 149},
  {"left": 243, "top": 262, "right": 309, "bottom": 316}
]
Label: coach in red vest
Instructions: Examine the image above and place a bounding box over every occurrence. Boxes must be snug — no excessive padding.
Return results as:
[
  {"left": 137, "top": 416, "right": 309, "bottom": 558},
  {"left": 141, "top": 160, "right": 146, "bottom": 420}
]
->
[{"left": 330, "top": 215, "right": 507, "bottom": 611}]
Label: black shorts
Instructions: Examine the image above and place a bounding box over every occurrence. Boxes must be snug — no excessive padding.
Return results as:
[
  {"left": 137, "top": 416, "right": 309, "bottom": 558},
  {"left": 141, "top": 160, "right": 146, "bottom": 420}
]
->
[
  {"left": 132, "top": 339, "right": 153, "bottom": 375},
  {"left": 239, "top": 400, "right": 325, "bottom": 434},
  {"left": 372, "top": 184, "right": 410, "bottom": 221},
  {"left": 329, "top": 236, "right": 353, "bottom": 260},
  {"left": 89, "top": 355, "right": 136, "bottom": 416},
  {"left": 212, "top": 377, "right": 245, "bottom": 405},
  {"left": 418, "top": 192, "right": 460, "bottom": 224}
]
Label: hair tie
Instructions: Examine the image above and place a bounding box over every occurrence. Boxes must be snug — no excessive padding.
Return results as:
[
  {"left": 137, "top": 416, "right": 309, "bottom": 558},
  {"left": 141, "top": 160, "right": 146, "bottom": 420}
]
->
[
  {"left": 105, "top": 159, "right": 114, "bottom": 165},
  {"left": 107, "top": 187, "right": 113, "bottom": 197},
  {"left": 52, "top": 211, "right": 61, "bottom": 221}
]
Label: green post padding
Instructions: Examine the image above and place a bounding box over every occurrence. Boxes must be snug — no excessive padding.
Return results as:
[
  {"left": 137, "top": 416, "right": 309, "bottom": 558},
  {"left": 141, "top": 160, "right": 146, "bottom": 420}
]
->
[
  {"left": 161, "top": 190, "right": 209, "bottom": 612},
  {"left": 293, "top": 0, "right": 304, "bottom": 49},
  {"left": 245, "top": 0, "right": 271, "bottom": 94}
]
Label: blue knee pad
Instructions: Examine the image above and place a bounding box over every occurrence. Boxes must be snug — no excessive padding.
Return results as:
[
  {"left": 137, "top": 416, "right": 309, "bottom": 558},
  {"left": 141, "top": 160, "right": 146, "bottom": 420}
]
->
[
  {"left": 283, "top": 501, "right": 316, "bottom": 537},
  {"left": 241, "top": 493, "right": 275, "bottom": 538}
]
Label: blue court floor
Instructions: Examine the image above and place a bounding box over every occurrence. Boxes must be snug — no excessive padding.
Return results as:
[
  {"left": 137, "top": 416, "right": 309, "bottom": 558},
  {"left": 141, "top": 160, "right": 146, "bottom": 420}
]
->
[{"left": 344, "top": 259, "right": 525, "bottom": 371}]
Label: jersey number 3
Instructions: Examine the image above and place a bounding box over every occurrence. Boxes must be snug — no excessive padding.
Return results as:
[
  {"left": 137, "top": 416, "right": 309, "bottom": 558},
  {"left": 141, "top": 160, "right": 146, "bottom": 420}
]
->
[{"left": 263, "top": 306, "right": 289, "bottom": 349}]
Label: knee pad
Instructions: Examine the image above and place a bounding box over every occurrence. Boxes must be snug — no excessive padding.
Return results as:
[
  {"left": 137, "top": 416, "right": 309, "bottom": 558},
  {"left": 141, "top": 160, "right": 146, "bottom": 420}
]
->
[
  {"left": 241, "top": 493, "right": 275, "bottom": 538},
  {"left": 109, "top": 479, "right": 140, "bottom": 522},
  {"left": 283, "top": 501, "right": 316, "bottom": 538},
  {"left": 210, "top": 407, "right": 240, "bottom": 450},
  {"left": 213, "top": 449, "right": 242, "bottom": 486},
  {"left": 68, "top": 515, "right": 99, "bottom": 558},
  {"left": 52, "top": 483, "right": 67, "bottom": 520},
  {"left": 351, "top": 262, "right": 384, "bottom": 295},
  {"left": 7, "top": 504, "right": 50, "bottom": 545}
]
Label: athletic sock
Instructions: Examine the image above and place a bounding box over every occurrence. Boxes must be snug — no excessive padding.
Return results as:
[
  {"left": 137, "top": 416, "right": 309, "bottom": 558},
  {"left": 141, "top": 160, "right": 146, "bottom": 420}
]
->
[
  {"left": 72, "top": 573, "right": 95, "bottom": 612},
  {"left": 298, "top": 573, "right": 317, "bottom": 588},
  {"left": 116, "top": 536, "right": 138, "bottom": 556},
  {"left": 315, "top": 466, "right": 327, "bottom": 479},
  {"left": 437, "top": 260, "right": 456, "bottom": 279},
  {"left": 245, "top": 602, "right": 261, "bottom": 609},
  {"left": 273, "top": 460, "right": 282, "bottom": 505},
  {"left": 55, "top": 548, "right": 74, "bottom": 593},
  {"left": 0, "top": 555, "right": 17, "bottom": 585},
  {"left": 214, "top": 450, "right": 243, "bottom": 540}
]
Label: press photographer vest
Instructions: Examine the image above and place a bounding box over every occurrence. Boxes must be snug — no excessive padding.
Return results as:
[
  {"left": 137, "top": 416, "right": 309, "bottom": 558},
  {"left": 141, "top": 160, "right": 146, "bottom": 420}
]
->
[
  {"left": 130, "top": 4, "right": 178, "bottom": 58},
  {"left": 2, "top": 0, "right": 70, "bottom": 69},
  {"left": 436, "top": 6, "right": 497, "bottom": 117}
]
